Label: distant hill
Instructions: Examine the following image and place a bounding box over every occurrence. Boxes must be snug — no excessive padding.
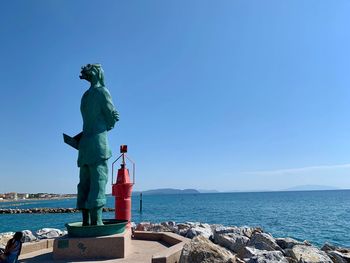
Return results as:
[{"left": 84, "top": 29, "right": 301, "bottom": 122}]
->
[
  {"left": 284, "top": 185, "right": 340, "bottom": 191},
  {"left": 197, "top": 189, "right": 220, "bottom": 193},
  {"left": 134, "top": 188, "right": 200, "bottom": 195}
]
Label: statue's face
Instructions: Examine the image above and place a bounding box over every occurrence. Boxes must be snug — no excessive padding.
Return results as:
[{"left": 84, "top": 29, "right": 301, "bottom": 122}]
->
[{"left": 79, "top": 64, "right": 97, "bottom": 82}]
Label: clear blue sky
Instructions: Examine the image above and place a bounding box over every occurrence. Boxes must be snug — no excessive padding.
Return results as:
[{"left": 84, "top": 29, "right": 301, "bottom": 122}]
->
[{"left": 1, "top": 1, "right": 350, "bottom": 193}]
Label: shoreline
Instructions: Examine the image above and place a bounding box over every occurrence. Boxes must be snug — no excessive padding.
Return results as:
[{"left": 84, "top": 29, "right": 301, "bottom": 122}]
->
[
  {"left": 0, "top": 207, "right": 114, "bottom": 214},
  {"left": 1, "top": 221, "right": 349, "bottom": 262},
  {"left": 0, "top": 196, "right": 76, "bottom": 203}
]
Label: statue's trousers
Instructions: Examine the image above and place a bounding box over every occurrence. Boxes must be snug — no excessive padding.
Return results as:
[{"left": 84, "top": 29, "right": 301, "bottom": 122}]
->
[{"left": 77, "top": 160, "right": 108, "bottom": 209}]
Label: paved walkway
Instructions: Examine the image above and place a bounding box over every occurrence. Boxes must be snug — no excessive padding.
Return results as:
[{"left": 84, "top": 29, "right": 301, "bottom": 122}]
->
[{"left": 19, "top": 240, "right": 169, "bottom": 263}]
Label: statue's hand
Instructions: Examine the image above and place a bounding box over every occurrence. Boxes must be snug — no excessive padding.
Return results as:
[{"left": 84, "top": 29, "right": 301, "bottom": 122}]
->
[{"left": 114, "top": 111, "right": 119, "bottom": 122}]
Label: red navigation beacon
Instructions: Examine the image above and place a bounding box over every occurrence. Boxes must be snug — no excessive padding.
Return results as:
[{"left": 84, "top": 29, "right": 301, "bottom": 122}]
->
[{"left": 111, "top": 145, "right": 135, "bottom": 228}]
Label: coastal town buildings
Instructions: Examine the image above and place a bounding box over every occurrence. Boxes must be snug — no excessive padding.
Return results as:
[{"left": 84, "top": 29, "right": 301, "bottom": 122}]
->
[{"left": 0, "top": 193, "right": 76, "bottom": 200}]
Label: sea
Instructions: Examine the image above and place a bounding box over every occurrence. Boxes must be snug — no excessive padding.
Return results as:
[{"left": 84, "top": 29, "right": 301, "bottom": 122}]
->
[{"left": 1, "top": 190, "right": 350, "bottom": 247}]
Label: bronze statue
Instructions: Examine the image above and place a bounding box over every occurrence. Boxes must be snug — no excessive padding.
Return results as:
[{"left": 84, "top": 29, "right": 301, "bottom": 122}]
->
[{"left": 64, "top": 64, "right": 119, "bottom": 225}]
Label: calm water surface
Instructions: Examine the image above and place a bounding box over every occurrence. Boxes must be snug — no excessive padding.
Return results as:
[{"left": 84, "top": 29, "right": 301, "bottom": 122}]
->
[{"left": 0, "top": 190, "right": 349, "bottom": 247}]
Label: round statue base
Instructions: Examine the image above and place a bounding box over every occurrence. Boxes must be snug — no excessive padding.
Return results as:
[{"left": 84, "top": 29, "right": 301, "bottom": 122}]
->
[{"left": 65, "top": 219, "right": 128, "bottom": 237}]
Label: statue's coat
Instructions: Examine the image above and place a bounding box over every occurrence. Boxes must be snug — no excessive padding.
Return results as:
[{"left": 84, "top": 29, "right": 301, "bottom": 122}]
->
[{"left": 78, "top": 86, "right": 118, "bottom": 167}]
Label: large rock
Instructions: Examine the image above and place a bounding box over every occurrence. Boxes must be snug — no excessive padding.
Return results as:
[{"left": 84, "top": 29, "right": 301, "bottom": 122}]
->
[
  {"left": 186, "top": 223, "right": 213, "bottom": 239},
  {"left": 36, "top": 228, "right": 63, "bottom": 239},
  {"left": 176, "top": 223, "right": 192, "bottom": 236},
  {"left": 214, "top": 232, "right": 249, "bottom": 255},
  {"left": 326, "top": 251, "right": 350, "bottom": 263},
  {"left": 179, "top": 235, "right": 236, "bottom": 263},
  {"left": 150, "top": 223, "right": 173, "bottom": 232},
  {"left": 214, "top": 226, "right": 261, "bottom": 238},
  {"left": 321, "top": 243, "right": 350, "bottom": 252},
  {"left": 213, "top": 225, "right": 260, "bottom": 255},
  {"left": 130, "top": 222, "right": 137, "bottom": 230},
  {"left": 242, "top": 247, "right": 288, "bottom": 263},
  {"left": 321, "top": 243, "right": 338, "bottom": 252},
  {"left": 275, "top": 238, "right": 302, "bottom": 250},
  {"left": 136, "top": 221, "right": 178, "bottom": 232},
  {"left": 215, "top": 226, "right": 244, "bottom": 235},
  {"left": 22, "top": 230, "right": 37, "bottom": 242},
  {"left": 290, "top": 245, "right": 333, "bottom": 263},
  {"left": 247, "top": 233, "right": 282, "bottom": 251},
  {"left": 161, "top": 221, "right": 177, "bottom": 232},
  {"left": 0, "top": 232, "right": 14, "bottom": 248},
  {"left": 241, "top": 227, "right": 261, "bottom": 238},
  {"left": 321, "top": 242, "right": 350, "bottom": 262},
  {"left": 136, "top": 222, "right": 153, "bottom": 231}
]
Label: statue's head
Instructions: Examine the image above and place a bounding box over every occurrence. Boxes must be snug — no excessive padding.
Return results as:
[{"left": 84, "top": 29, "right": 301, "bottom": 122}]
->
[{"left": 79, "top": 63, "right": 105, "bottom": 86}]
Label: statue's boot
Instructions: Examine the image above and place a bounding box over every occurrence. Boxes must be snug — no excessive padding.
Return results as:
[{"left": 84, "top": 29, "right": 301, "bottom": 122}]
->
[
  {"left": 90, "top": 207, "right": 104, "bottom": 226},
  {"left": 82, "top": 209, "right": 90, "bottom": 226}
]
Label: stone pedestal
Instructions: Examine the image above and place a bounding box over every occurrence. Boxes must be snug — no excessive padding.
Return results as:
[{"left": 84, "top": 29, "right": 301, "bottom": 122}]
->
[{"left": 53, "top": 229, "right": 131, "bottom": 260}]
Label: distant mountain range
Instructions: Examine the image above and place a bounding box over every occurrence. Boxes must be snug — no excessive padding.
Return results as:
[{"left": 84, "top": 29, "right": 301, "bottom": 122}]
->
[
  {"left": 133, "top": 188, "right": 200, "bottom": 195},
  {"left": 128, "top": 185, "right": 343, "bottom": 196},
  {"left": 197, "top": 189, "right": 220, "bottom": 193},
  {"left": 283, "top": 185, "right": 340, "bottom": 191}
]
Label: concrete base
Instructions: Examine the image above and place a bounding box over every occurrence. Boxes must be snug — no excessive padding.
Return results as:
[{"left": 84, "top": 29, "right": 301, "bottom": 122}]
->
[
  {"left": 52, "top": 229, "right": 131, "bottom": 260},
  {"left": 20, "top": 231, "right": 189, "bottom": 263}
]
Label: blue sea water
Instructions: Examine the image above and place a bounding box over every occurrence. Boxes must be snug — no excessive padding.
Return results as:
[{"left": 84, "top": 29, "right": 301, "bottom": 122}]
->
[{"left": 1, "top": 190, "right": 350, "bottom": 247}]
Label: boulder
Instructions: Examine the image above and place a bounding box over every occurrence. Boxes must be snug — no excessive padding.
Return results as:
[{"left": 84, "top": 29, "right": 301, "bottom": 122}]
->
[
  {"left": 321, "top": 243, "right": 350, "bottom": 254},
  {"left": 130, "top": 222, "right": 137, "bottom": 230},
  {"left": 150, "top": 223, "right": 173, "bottom": 232},
  {"left": 161, "top": 221, "right": 176, "bottom": 228},
  {"left": 185, "top": 221, "right": 201, "bottom": 226},
  {"left": 276, "top": 237, "right": 302, "bottom": 250},
  {"left": 247, "top": 233, "right": 282, "bottom": 251},
  {"left": 36, "top": 228, "right": 63, "bottom": 239},
  {"left": 176, "top": 223, "right": 191, "bottom": 236},
  {"left": 285, "top": 257, "right": 298, "bottom": 263},
  {"left": 177, "top": 223, "right": 191, "bottom": 230},
  {"left": 210, "top": 224, "right": 224, "bottom": 232},
  {"left": 0, "top": 232, "right": 15, "bottom": 239},
  {"left": 241, "top": 226, "right": 261, "bottom": 238},
  {"left": 22, "top": 230, "right": 37, "bottom": 242},
  {"left": 283, "top": 249, "right": 294, "bottom": 258},
  {"left": 215, "top": 226, "right": 244, "bottom": 236},
  {"left": 179, "top": 235, "right": 236, "bottom": 263},
  {"left": 0, "top": 232, "right": 14, "bottom": 248},
  {"left": 136, "top": 222, "right": 175, "bottom": 232},
  {"left": 321, "top": 243, "right": 338, "bottom": 252},
  {"left": 186, "top": 223, "right": 213, "bottom": 239},
  {"left": 290, "top": 245, "right": 333, "bottom": 263},
  {"left": 136, "top": 222, "right": 152, "bottom": 231},
  {"left": 303, "top": 240, "right": 312, "bottom": 246},
  {"left": 242, "top": 247, "right": 288, "bottom": 263},
  {"left": 326, "top": 250, "right": 350, "bottom": 263},
  {"left": 214, "top": 226, "right": 260, "bottom": 238},
  {"left": 160, "top": 221, "right": 177, "bottom": 232},
  {"left": 214, "top": 232, "right": 249, "bottom": 255}
]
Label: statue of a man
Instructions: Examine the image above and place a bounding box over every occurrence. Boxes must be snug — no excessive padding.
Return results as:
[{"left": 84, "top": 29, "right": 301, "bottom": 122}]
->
[{"left": 69, "top": 64, "right": 119, "bottom": 225}]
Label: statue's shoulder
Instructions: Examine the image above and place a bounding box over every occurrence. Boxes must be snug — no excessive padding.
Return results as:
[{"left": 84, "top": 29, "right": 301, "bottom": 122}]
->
[
  {"left": 95, "top": 86, "right": 112, "bottom": 99},
  {"left": 81, "top": 89, "right": 90, "bottom": 100}
]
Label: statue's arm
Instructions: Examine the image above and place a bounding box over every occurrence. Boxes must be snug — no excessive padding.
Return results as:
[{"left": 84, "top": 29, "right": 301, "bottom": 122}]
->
[{"left": 100, "top": 88, "right": 119, "bottom": 131}]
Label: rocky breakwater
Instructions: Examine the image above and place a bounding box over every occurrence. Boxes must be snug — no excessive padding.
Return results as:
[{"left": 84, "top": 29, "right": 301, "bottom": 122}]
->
[
  {"left": 0, "top": 228, "right": 66, "bottom": 250},
  {"left": 0, "top": 207, "right": 114, "bottom": 214},
  {"left": 136, "top": 222, "right": 350, "bottom": 263}
]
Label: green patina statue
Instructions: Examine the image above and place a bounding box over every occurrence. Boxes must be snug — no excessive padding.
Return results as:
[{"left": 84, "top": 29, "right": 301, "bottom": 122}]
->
[{"left": 64, "top": 63, "right": 119, "bottom": 226}]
